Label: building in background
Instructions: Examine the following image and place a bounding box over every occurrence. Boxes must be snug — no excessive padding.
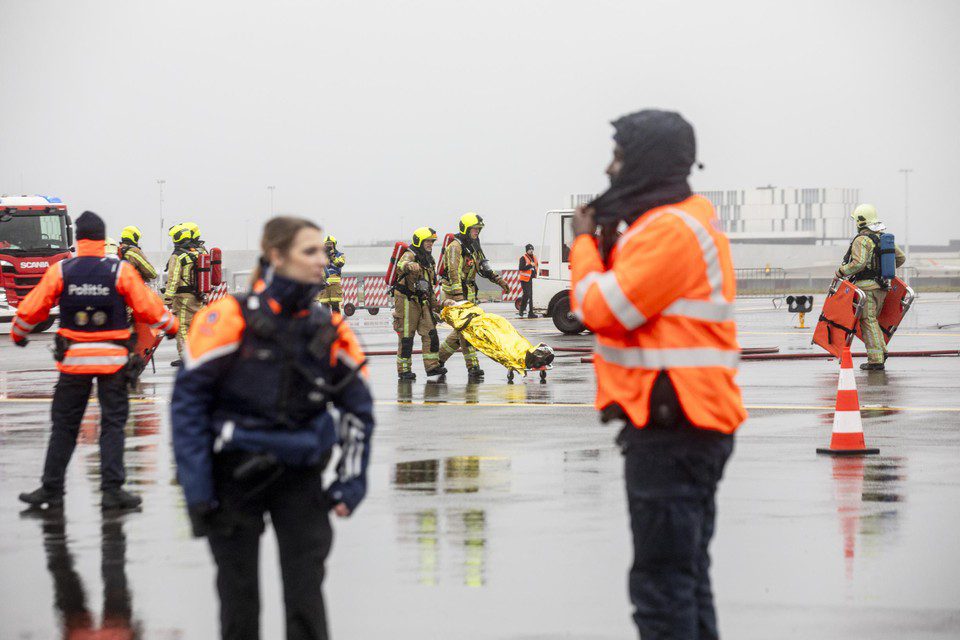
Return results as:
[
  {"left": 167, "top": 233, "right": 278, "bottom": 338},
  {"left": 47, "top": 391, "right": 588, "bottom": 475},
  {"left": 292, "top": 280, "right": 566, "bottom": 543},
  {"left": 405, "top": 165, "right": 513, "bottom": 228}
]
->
[{"left": 698, "top": 186, "right": 859, "bottom": 244}]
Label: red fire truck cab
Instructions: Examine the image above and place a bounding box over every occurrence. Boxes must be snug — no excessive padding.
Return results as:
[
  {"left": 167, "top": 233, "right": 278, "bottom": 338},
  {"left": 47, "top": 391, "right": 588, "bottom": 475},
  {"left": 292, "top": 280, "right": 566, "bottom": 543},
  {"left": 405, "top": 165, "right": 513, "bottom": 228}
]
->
[{"left": 0, "top": 195, "right": 73, "bottom": 332}]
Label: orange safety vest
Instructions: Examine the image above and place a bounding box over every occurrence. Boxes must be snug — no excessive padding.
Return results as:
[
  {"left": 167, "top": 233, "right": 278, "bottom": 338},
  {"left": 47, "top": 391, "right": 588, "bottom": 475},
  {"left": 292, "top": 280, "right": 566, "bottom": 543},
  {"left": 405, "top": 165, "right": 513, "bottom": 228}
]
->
[
  {"left": 12, "top": 239, "right": 178, "bottom": 375},
  {"left": 518, "top": 254, "right": 539, "bottom": 282},
  {"left": 569, "top": 195, "right": 746, "bottom": 434}
]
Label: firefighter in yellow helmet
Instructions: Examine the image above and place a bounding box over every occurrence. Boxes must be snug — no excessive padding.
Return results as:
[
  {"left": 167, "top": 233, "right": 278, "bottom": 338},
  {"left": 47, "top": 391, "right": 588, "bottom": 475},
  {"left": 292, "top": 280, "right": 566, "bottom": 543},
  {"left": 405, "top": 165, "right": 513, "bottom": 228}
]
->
[
  {"left": 163, "top": 223, "right": 203, "bottom": 367},
  {"left": 836, "top": 204, "right": 906, "bottom": 370},
  {"left": 393, "top": 227, "right": 447, "bottom": 380},
  {"left": 317, "top": 235, "right": 346, "bottom": 313},
  {"left": 182, "top": 221, "right": 208, "bottom": 254},
  {"left": 438, "top": 213, "right": 510, "bottom": 381},
  {"left": 118, "top": 225, "right": 157, "bottom": 282}
]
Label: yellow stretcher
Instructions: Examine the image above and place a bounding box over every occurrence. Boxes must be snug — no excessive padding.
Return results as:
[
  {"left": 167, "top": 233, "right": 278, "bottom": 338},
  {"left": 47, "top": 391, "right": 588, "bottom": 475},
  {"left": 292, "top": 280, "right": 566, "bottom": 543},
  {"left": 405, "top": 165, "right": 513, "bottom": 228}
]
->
[{"left": 440, "top": 301, "right": 555, "bottom": 383}]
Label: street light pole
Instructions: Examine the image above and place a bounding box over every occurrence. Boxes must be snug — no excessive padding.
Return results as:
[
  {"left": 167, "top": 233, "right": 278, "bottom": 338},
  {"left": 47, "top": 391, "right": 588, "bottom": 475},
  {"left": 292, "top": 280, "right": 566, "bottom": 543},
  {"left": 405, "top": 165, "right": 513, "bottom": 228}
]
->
[
  {"left": 899, "top": 169, "right": 913, "bottom": 261},
  {"left": 268, "top": 186, "right": 276, "bottom": 216},
  {"left": 157, "top": 179, "right": 166, "bottom": 253}
]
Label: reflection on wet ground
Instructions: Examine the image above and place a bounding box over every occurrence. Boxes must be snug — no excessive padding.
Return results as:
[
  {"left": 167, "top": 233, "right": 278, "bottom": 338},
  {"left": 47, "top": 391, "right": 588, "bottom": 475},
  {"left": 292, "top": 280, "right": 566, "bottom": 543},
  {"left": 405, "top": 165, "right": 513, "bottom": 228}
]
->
[
  {"left": 22, "top": 509, "right": 143, "bottom": 638},
  {"left": 2, "top": 299, "right": 960, "bottom": 638}
]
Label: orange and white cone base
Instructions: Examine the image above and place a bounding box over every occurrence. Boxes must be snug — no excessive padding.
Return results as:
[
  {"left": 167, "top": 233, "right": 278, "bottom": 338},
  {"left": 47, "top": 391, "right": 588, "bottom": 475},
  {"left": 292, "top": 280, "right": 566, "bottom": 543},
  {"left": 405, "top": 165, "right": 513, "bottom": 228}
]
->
[{"left": 817, "top": 346, "right": 879, "bottom": 456}]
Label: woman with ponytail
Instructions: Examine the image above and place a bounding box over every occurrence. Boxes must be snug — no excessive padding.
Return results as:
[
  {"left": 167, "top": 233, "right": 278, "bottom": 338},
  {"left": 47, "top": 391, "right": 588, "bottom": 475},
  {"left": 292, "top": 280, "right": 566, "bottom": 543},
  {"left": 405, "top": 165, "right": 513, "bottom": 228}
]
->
[{"left": 171, "top": 216, "right": 375, "bottom": 640}]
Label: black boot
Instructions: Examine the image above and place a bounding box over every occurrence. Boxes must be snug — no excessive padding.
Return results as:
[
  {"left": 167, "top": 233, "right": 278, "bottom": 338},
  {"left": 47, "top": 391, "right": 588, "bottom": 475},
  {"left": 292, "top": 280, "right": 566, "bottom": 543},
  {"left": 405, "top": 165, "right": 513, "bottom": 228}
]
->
[
  {"left": 467, "top": 366, "right": 485, "bottom": 381},
  {"left": 19, "top": 486, "right": 64, "bottom": 509},
  {"left": 398, "top": 371, "right": 417, "bottom": 381},
  {"left": 102, "top": 488, "right": 142, "bottom": 511},
  {"left": 170, "top": 359, "right": 182, "bottom": 368},
  {"left": 860, "top": 362, "right": 885, "bottom": 371},
  {"left": 426, "top": 366, "right": 448, "bottom": 377}
]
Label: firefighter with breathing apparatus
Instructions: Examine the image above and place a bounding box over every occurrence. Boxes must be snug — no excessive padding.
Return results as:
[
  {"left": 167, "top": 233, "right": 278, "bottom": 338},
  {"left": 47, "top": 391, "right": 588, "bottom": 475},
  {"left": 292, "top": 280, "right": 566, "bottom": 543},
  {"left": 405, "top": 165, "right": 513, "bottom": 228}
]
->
[
  {"left": 392, "top": 227, "right": 447, "bottom": 381},
  {"left": 317, "top": 235, "right": 345, "bottom": 313},
  {"left": 835, "top": 204, "right": 906, "bottom": 370},
  {"left": 164, "top": 224, "right": 203, "bottom": 367},
  {"left": 438, "top": 213, "right": 510, "bottom": 381}
]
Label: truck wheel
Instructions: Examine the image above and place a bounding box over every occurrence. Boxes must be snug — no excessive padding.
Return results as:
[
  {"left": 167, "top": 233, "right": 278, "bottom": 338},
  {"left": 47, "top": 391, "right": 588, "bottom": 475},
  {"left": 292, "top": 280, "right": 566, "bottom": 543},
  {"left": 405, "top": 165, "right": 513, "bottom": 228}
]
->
[
  {"left": 343, "top": 303, "right": 356, "bottom": 317},
  {"left": 552, "top": 296, "right": 584, "bottom": 335},
  {"left": 368, "top": 307, "right": 380, "bottom": 316},
  {"left": 32, "top": 318, "right": 55, "bottom": 333}
]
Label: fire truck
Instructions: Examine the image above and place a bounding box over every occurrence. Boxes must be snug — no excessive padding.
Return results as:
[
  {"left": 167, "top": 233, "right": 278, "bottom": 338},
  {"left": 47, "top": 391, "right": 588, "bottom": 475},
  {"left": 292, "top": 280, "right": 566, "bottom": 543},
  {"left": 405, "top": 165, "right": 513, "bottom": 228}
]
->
[{"left": 0, "top": 195, "right": 73, "bottom": 332}]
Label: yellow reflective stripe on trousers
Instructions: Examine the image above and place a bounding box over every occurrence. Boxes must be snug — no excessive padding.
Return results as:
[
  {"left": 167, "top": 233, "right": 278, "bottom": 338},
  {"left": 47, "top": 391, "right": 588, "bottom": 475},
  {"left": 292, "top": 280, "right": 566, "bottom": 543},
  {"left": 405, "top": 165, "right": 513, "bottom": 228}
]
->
[{"left": 594, "top": 343, "right": 740, "bottom": 369}]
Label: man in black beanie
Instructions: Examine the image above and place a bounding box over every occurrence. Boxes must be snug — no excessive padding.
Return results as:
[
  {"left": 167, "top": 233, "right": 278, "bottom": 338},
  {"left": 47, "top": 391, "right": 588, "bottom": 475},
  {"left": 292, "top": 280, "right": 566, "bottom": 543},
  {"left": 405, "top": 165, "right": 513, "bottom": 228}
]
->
[{"left": 13, "top": 211, "right": 178, "bottom": 511}]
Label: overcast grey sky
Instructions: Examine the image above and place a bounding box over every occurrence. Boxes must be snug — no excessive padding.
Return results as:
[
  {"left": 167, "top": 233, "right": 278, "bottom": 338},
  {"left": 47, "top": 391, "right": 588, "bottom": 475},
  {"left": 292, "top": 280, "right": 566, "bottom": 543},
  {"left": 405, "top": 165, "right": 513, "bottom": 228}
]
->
[{"left": 2, "top": 0, "right": 958, "bottom": 249}]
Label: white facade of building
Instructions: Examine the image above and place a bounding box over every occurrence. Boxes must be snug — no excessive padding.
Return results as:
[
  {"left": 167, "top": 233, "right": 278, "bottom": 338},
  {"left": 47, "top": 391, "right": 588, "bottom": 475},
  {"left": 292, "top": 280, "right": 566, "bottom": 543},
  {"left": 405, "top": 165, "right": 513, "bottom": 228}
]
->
[{"left": 698, "top": 187, "right": 859, "bottom": 243}]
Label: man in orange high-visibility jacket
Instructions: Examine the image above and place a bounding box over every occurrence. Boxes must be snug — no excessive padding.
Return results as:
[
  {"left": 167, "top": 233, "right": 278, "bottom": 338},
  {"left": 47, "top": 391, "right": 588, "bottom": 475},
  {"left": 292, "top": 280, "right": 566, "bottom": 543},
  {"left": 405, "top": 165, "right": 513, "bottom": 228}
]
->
[
  {"left": 13, "top": 211, "right": 178, "bottom": 511},
  {"left": 516, "top": 244, "right": 539, "bottom": 318},
  {"left": 570, "top": 110, "right": 746, "bottom": 640}
]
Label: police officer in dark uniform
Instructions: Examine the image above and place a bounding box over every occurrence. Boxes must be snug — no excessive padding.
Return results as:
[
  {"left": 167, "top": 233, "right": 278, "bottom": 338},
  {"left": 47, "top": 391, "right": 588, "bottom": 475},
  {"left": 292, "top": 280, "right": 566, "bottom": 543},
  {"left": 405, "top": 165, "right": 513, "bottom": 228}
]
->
[
  {"left": 14, "top": 211, "right": 177, "bottom": 510},
  {"left": 172, "top": 216, "right": 375, "bottom": 640}
]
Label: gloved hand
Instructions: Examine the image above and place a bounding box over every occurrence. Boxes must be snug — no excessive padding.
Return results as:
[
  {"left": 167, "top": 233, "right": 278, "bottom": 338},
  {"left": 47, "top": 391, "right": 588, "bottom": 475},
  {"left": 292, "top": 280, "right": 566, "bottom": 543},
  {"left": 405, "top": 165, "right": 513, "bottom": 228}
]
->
[
  {"left": 835, "top": 269, "right": 845, "bottom": 279},
  {"left": 327, "top": 477, "right": 367, "bottom": 516},
  {"left": 432, "top": 311, "right": 442, "bottom": 325},
  {"left": 187, "top": 502, "right": 234, "bottom": 538},
  {"left": 14, "top": 336, "right": 28, "bottom": 348},
  {"left": 414, "top": 279, "right": 431, "bottom": 295},
  {"left": 500, "top": 282, "right": 510, "bottom": 295},
  {"left": 406, "top": 262, "right": 422, "bottom": 276}
]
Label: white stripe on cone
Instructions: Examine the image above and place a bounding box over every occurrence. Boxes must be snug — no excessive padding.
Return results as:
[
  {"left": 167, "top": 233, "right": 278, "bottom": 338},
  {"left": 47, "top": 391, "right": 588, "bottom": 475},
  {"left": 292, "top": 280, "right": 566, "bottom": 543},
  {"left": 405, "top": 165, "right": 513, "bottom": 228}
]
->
[
  {"left": 838, "top": 369, "right": 856, "bottom": 391},
  {"left": 832, "top": 410, "right": 864, "bottom": 434}
]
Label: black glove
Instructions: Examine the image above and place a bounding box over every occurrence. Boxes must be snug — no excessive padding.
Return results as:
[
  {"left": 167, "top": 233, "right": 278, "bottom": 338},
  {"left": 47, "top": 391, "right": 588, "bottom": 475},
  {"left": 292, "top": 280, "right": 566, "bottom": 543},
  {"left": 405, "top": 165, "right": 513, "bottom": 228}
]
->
[
  {"left": 327, "top": 477, "right": 367, "bottom": 514},
  {"left": 187, "top": 502, "right": 235, "bottom": 538}
]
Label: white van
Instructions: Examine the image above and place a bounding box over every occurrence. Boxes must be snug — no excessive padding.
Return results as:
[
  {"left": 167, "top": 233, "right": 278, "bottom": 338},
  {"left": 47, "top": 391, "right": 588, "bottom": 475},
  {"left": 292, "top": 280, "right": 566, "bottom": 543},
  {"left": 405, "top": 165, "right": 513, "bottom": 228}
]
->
[{"left": 532, "top": 209, "right": 586, "bottom": 334}]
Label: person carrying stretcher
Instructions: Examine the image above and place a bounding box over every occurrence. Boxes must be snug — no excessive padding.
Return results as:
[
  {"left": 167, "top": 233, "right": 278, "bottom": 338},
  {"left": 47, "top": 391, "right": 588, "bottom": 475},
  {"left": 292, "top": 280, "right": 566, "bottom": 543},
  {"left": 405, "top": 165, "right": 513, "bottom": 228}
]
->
[{"left": 836, "top": 204, "right": 906, "bottom": 370}]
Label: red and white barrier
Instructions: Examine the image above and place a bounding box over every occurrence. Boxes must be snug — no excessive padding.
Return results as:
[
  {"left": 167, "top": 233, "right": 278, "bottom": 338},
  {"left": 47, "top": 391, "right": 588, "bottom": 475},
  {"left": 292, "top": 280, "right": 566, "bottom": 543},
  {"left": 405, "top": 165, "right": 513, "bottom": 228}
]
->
[
  {"left": 361, "top": 276, "right": 391, "bottom": 307},
  {"left": 342, "top": 276, "right": 360, "bottom": 305},
  {"left": 207, "top": 282, "right": 229, "bottom": 304}
]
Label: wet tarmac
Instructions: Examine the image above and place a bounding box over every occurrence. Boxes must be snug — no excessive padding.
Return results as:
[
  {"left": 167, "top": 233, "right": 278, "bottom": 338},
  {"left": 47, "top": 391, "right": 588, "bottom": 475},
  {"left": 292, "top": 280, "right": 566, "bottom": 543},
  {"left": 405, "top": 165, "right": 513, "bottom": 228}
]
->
[{"left": 1, "top": 296, "right": 959, "bottom": 639}]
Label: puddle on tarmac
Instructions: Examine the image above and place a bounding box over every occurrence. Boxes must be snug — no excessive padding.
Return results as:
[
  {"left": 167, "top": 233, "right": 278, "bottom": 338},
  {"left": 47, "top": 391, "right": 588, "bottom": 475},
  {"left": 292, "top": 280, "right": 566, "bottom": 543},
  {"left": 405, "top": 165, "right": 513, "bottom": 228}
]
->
[
  {"left": 827, "top": 456, "right": 906, "bottom": 578},
  {"left": 393, "top": 456, "right": 508, "bottom": 587},
  {"left": 21, "top": 509, "right": 146, "bottom": 637}
]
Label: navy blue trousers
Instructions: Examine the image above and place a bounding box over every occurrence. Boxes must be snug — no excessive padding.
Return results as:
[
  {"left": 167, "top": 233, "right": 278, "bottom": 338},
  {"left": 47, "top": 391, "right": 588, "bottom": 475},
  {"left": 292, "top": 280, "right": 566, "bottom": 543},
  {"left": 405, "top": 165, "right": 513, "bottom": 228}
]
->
[{"left": 618, "top": 375, "right": 734, "bottom": 639}]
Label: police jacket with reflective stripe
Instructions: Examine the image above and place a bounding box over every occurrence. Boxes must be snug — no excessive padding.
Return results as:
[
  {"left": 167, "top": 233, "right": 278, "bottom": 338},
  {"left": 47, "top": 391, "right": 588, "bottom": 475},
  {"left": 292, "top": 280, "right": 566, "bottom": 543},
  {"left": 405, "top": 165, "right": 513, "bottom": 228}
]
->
[
  {"left": 570, "top": 195, "right": 746, "bottom": 434},
  {"left": 11, "top": 239, "right": 178, "bottom": 374},
  {"left": 171, "top": 285, "right": 375, "bottom": 507}
]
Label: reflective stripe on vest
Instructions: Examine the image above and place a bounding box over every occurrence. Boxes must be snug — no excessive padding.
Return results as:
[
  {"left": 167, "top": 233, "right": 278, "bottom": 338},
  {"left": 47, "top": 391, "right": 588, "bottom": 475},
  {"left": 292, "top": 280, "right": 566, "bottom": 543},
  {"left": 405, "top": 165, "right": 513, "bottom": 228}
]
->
[
  {"left": 594, "top": 343, "right": 740, "bottom": 369},
  {"left": 12, "top": 316, "right": 37, "bottom": 339},
  {"left": 574, "top": 208, "right": 734, "bottom": 330},
  {"left": 575, "top": 271, "right": 646, "bottom": 329},
  {"left": 151, "top": 311, "right": 176, "bottom": 333},
  {"left": 519, "top": 255, "right": 537, "bottom": 282}
]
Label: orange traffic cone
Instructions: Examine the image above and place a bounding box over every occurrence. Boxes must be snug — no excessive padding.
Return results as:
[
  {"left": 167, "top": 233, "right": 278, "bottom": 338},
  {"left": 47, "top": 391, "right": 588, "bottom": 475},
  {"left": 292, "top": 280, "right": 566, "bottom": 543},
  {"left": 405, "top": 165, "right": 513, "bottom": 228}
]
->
[{"left": 817, "top": 346, "right": 879, "bottom": 455}]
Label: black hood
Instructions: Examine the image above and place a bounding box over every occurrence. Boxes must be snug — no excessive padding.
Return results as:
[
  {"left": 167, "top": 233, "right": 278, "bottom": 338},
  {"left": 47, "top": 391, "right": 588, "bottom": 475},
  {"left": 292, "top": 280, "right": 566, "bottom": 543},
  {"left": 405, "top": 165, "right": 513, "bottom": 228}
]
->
[{"left": 590, "top": 109, "right": 696, "bottom": 225}]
